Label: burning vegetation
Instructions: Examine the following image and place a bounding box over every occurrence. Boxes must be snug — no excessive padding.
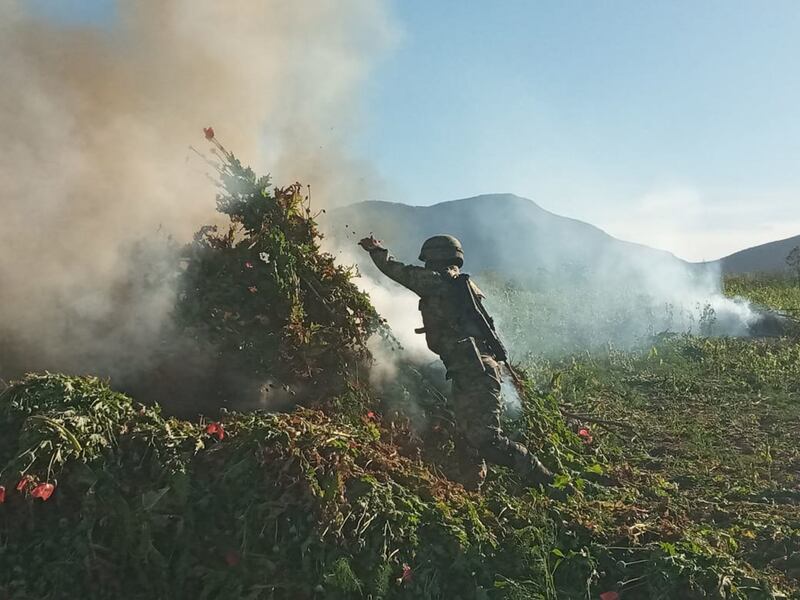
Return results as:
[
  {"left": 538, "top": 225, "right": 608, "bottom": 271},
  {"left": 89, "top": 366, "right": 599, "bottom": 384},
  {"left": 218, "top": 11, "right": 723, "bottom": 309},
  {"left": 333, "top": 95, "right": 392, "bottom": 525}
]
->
[
  {"left": 168, "top": 136, "right": 384, "bottom": 413},
  {"left": 1, "top": 138, "right": 800, "bottom": 599}
]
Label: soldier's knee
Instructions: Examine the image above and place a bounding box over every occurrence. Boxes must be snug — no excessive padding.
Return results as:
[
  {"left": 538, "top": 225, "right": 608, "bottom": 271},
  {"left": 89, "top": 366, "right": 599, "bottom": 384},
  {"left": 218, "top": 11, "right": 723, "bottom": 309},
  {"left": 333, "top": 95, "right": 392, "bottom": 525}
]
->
[{"left": 461, "top": 421, "right": 498, "bottom": 447}]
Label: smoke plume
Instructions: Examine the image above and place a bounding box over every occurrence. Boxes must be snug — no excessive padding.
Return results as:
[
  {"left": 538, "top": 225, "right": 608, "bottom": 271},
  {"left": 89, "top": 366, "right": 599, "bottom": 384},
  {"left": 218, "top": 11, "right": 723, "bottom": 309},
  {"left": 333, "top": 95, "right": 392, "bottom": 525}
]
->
[
  {"left": 323, "top": 194, "right": 777, "bottom": 365},
  {"left": 0, "top": 0, "right": 394, "bottom": 382}
]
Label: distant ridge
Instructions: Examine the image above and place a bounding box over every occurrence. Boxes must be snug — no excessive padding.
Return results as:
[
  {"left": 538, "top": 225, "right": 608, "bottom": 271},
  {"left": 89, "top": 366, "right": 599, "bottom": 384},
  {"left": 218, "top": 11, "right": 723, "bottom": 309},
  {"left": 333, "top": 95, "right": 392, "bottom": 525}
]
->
[
  {"left": 324, "top": 193, "right": 690, "bottom": 284},
  {"left": 706, "top": 234, "right": 800, "bottom": 274}
]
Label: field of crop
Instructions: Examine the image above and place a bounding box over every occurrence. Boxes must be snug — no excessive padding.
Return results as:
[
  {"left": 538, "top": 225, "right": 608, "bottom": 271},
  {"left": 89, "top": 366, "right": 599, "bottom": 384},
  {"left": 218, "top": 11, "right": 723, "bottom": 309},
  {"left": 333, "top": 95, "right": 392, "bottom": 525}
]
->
[
  {"left": 2, "top": 142, "right": 799, "bottom": 599},
  {"left": 0, "top": 275, "right": 796, "bottom": 599},
  {"left": 509, "top": 274, "right": 800, "bottom": 598},
  {"left": 480, "top": 272, "right": 754, "bottom": 361},
  {"left": 725, "top": 274, "right": 800, "bottom": 318}
]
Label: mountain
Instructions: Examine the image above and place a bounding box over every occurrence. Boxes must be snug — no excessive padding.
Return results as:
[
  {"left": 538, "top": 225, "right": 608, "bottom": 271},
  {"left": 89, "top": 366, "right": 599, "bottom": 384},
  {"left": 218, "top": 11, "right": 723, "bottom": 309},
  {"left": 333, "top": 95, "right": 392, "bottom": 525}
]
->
[
  {"left": 710, "top": 234, "right": 800, "bottom": 274},
  {"left": 323, "top": 193, "right": 692, "bottom": 286}
]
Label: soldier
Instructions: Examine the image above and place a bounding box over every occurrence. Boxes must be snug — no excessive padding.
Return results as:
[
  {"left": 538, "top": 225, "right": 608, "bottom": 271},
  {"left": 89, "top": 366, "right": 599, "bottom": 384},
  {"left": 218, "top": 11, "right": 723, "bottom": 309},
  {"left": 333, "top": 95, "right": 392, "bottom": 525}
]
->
[{"left": 359, "top": 234, "right": 555, "bottom": 489}]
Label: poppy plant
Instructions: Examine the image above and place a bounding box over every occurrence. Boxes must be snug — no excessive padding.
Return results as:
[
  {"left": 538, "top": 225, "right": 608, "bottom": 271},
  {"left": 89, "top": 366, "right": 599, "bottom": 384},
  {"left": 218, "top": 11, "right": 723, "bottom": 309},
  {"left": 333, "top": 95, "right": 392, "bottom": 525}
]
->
[
  {"left": 31, "top": 482, "right": 55, "bottom": 501},
  {"left": 205, "top": 422, "right": 225, "bottom": 441},
  {"left": 16, "top": 475, "right": 34, "bottom": 492},
  {"left": 400, "top": 563, "right": 412, "bottom": 584},
  {"left": 599, "top": 592, "right": 620, "bottom": 600},
  {"left": 244, "top": 261, "right": 254, "bottom": 269},
  {"left": 578, "top": 427, "right": 593, "bottom": 445},
  {"left": 0, "top": 485, "right": 5, "bottom": 504},
  {"left": 203, "top": 126, "right": 215, "bottom": 140}
]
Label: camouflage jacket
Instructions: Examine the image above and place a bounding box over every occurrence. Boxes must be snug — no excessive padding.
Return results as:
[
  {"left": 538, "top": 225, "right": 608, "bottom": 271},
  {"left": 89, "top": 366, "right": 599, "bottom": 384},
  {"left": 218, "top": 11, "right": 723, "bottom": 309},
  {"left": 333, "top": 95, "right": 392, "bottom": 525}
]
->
[{"left": 367, "top": 247, "right": 489, "bottom": 362}]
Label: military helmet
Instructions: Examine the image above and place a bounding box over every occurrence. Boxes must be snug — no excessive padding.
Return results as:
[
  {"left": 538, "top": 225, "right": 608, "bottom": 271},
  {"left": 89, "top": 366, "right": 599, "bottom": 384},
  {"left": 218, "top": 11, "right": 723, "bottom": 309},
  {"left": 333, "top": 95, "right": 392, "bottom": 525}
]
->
[{"left": 419, "top": 235, "right": 464, "bottom": 267}]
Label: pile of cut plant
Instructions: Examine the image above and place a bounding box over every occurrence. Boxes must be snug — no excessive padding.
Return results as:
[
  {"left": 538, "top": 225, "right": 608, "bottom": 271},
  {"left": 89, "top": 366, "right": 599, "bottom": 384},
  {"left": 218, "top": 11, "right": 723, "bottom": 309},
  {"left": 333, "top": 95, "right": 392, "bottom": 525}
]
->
[{"left": 0, "top": 136, "right": 797, "bottom": 599}]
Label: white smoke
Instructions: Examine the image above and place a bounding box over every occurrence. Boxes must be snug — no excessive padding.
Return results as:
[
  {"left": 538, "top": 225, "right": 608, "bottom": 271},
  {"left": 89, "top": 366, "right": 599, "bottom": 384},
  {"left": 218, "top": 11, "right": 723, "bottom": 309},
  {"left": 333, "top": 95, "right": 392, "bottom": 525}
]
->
[
  {"left": 0, "top": 0, "right": 395, "bottom": 380},
  {"left": 322, "top": 194, "right": 770, "bottom": 363},
  {"left": 328, "top": 243, "right": 437, "bottom": 363},
  {"left": 484, "top": 246, "right": 763, "bottom": 361},
  {"left": 500, "top": 369, "right": 523, "bottom": 418}
]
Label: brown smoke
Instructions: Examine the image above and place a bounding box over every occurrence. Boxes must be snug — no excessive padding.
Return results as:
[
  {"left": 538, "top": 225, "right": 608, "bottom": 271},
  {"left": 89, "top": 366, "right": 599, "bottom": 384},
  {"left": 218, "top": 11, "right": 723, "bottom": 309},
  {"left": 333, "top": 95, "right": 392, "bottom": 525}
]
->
[{"left": 0, "top": 0, "right": 394, "bottom": 382}]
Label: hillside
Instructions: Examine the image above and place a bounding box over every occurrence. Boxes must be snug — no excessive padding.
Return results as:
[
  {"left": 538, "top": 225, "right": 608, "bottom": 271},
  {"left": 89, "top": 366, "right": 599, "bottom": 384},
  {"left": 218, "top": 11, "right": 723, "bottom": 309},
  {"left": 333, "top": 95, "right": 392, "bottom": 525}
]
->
[
  {"left": 709, "top": 234, "right": 800, "bottom": 274},
  {"left": 323, "top": 194, "right": 692, "bottom": 287},
  {"left": 323, "top": 194, "right": 772, "bottom": 350}
]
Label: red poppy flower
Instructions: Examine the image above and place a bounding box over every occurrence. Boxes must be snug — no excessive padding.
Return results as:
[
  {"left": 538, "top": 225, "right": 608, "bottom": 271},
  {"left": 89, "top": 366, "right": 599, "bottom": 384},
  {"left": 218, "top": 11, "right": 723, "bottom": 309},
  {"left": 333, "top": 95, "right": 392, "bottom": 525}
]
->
[
  {"left": 16, "top": 475, "right": 33, "bottom": 492},
  {"left": 205, "top": 422, "right": 225, "bottom": 441},
  {"left": 401, "top": 563, "right": 412, "bottom": 584},
  {"left": 203, "top": 126, "right": 215, "bottom": 140},
  {"left": 366, "top": 411, "right": 377, "bottom": 421},
  {"left": 0, "top": 486, "right": 5, "bottom": 504},
  {"left": 248, "top": 286, "right": 258, "bottom": 294},
  {"left": 31, "top": 482, "right": 55, "bottom": 501},
  {"left": 599, "top": 592, "right": 620, "bottom": 600},
  {"left": 244, "top": 261, "right": 254, "bottom": 269},
  {"left": 578, "top": 428, "right": 593, "bottom": 445},
  {"left": 225, "top": 550, "right": 240, "bottom": 566}
]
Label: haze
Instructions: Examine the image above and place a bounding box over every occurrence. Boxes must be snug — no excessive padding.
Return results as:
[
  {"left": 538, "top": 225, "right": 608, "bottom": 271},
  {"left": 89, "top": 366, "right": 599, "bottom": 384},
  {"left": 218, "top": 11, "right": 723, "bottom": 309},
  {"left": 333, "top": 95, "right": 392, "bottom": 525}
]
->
[{"left": 27, "top": 1, "right": 800, "bottom": 264}]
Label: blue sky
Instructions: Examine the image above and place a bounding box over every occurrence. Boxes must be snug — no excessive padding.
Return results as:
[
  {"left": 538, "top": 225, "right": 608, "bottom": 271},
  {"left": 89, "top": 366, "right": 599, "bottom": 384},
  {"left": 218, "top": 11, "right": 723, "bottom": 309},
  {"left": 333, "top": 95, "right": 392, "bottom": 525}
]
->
[
  {"left": 29, "top": 0, "right": 800, "bottom": 261},
  {"left": 359, "top": 1, "right": 800, "bottom": 260},
  {"left": 29, "top": 0, "right": 115, "bottom": 25}
]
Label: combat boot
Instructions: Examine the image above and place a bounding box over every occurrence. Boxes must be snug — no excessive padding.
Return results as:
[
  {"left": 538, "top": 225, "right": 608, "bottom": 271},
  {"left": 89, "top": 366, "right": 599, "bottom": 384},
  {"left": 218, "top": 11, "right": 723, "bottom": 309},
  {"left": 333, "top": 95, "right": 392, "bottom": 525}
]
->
[
  {"left": 459, "top": 459, "right": 488, "bottom": 491},
  {"left": 525, "top": 455, "right": 554, "bottom": 486},
  {"left": 522, "top": 455, "right": 577, "bottom": 500}
]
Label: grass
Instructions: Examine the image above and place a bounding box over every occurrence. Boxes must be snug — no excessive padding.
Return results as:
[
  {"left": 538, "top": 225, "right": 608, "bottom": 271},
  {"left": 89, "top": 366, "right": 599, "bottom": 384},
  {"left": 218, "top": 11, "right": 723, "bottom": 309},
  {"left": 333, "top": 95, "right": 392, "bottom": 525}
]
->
[
  {"left": 725, "top": 274, "right": 800, "bottom": 317},
  {"left": 2, "top": 223, "right": 800, "bottom": 599},
  {"left": 527, "top": 333, "right": 800, "bottom": 597},
  {"left": 509, "top": 273, "right": 800, "bottom": 598}
]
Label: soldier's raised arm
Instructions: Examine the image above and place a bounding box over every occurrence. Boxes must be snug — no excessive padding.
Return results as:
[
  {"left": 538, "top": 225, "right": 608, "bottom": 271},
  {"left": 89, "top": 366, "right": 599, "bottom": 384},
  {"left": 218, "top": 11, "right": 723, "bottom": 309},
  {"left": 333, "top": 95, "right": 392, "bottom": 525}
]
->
[{"left": 358, "top": 236, "right": 442, "bottom": 296}]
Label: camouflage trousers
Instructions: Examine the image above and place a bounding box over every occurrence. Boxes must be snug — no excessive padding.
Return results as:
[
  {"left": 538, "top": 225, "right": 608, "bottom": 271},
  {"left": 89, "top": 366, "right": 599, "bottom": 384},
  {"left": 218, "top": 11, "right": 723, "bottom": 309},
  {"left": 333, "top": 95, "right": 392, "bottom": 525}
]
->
[{"left": 449, "top": 354, "right": 549, "bottom": 483}]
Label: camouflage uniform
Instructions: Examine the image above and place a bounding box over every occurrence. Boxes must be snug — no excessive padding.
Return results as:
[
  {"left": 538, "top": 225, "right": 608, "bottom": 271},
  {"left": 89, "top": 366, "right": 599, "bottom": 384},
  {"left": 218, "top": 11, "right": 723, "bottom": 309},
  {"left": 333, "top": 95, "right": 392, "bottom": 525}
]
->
[{"left": 367, "top": 246, "right": 552, "bottom": 485}]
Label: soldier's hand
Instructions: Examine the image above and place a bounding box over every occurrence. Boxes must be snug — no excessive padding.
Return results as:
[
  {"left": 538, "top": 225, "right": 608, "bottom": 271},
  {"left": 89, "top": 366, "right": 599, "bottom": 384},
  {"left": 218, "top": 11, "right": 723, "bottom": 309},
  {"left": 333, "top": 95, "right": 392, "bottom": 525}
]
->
[{"left": 358, "top": 236, "right": 383, "bottom": 252}]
